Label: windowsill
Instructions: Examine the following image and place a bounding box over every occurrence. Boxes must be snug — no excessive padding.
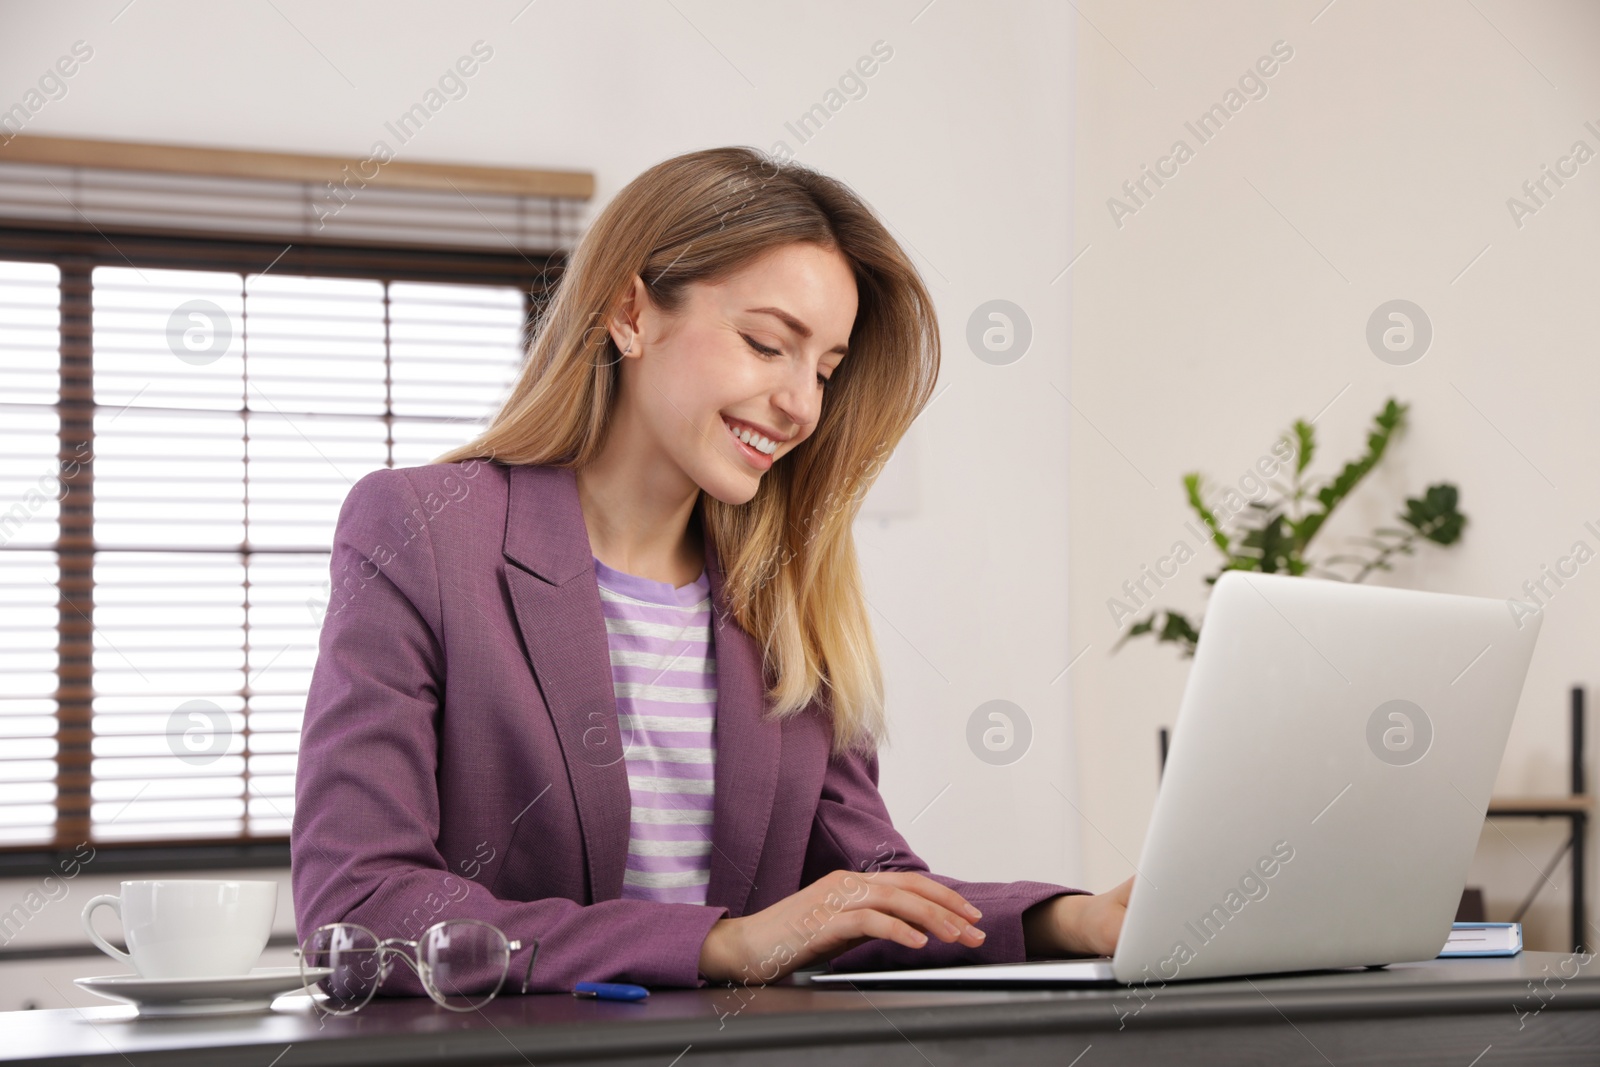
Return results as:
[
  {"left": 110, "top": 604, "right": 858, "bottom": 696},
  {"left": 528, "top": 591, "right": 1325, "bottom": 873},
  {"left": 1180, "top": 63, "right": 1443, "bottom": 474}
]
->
[{"left": 0, "top": 839, "right": 289, "bottom": 878}]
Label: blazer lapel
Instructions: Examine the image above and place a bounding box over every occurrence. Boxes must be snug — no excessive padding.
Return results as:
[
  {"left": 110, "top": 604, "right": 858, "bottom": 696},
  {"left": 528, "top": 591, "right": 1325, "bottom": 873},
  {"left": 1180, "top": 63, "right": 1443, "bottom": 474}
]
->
[
  {"left": 503, "top": 464, "right": 631, "bottom": 905},
  {"left": 501, "top": 463, "right": 781, "bottom": 917}
]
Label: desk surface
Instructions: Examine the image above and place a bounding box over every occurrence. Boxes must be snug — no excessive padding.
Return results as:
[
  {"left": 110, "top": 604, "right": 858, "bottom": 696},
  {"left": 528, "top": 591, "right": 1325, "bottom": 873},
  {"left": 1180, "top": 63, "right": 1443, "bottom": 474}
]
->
[{"left": 3, "top": 952, "right": 1598, "bottom": 1067}]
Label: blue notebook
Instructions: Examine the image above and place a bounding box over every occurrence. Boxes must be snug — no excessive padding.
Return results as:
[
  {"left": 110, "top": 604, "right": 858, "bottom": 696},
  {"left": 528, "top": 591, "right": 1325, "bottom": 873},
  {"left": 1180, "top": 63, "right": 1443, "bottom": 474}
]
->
[{"left": 1438, "top": 922, "right": 1522, "bottom": 957}]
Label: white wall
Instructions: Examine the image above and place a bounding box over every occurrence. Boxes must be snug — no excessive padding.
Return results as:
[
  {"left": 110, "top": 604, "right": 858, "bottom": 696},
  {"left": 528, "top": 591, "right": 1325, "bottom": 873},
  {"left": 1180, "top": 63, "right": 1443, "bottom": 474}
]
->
[
  {"left": 1071, "top": 0, "right": 1600, "bottom": 951},
  {"left": 0, "top": 0, "right": 1083, "bottom": 995}
]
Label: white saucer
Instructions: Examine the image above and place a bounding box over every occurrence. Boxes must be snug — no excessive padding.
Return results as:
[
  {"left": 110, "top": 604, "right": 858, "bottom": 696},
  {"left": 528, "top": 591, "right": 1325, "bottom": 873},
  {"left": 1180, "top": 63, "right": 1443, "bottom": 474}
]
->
[{"left": 74, "top": 966, "right": 334, "bottom": 1017}]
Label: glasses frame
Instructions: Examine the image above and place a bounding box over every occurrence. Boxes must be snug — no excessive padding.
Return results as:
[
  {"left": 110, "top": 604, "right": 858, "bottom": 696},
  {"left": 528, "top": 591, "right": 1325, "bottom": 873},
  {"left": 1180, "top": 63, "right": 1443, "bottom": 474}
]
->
[{"left": 293, "top": 917, "right": 541, "bottom": 1015}]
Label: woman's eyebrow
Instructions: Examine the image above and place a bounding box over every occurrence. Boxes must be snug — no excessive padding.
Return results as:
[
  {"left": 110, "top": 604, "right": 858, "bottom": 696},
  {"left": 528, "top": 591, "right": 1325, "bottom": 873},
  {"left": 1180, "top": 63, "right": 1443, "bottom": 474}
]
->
[{"left": 745, "top": 306, "right": 849, "bottom": 356}]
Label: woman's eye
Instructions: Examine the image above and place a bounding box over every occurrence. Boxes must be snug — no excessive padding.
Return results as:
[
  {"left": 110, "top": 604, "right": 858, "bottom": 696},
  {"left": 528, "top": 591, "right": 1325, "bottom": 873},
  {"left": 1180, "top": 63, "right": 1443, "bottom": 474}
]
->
[
  {"left": 744, "top": 333, "right": 829, "bottom": 389},
  {"left": 742, "top": 334, "right": 781, "bottom": 357}
]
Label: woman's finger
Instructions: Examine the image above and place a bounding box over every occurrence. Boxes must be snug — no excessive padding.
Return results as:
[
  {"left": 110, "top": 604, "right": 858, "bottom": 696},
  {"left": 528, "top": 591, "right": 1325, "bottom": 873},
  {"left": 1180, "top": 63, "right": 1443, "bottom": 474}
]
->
[
  {"left": 844, "top": 880, "right": 985, "bottom": 946},
  {"left": 854, "top": 870, "right": 983, "bottom": 921},
  {"left": 824, "top": 904, "right": 932, "bottom": 951},
  {"left": 878, "top": 885, "right": 986, "bottom": 945}
]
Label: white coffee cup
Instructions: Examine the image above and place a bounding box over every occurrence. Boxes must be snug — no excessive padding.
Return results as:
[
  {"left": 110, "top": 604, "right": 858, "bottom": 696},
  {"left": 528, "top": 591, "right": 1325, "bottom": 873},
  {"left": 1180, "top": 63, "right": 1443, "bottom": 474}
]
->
[{"left": 81, "top": 879, "right": 277, "bottom": 979}]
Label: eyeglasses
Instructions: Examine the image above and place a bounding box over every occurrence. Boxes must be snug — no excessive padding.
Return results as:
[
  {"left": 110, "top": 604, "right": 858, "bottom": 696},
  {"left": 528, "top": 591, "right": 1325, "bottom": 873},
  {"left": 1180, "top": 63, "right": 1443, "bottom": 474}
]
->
[{"left": 293, "top": 918, "right": 539, "bottom": 1015}]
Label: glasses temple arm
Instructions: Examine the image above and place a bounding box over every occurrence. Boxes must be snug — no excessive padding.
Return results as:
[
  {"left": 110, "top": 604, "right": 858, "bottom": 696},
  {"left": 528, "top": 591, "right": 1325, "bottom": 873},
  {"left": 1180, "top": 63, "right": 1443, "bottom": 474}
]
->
[{"left": 519, "top": 940, "right": 541, "bottom": 995}]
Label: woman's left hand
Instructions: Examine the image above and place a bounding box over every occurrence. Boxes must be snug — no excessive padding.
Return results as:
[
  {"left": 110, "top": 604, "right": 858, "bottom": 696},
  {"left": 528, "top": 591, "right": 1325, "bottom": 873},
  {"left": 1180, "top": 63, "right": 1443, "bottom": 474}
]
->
[{"left": 1023, "top": 876, "right": 1135, "bottom": 957}]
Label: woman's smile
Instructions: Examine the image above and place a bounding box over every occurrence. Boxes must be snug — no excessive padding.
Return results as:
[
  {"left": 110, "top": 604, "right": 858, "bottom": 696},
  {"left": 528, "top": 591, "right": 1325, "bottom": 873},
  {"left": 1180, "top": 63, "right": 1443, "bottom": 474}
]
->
[{"left": 724, "top": 415, "right": 776, "bottom": 470}]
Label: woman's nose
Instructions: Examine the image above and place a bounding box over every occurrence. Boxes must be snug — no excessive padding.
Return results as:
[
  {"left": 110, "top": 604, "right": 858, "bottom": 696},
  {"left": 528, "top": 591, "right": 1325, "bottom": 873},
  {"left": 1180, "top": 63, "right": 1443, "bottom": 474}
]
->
[{"left": 771, "top": 364, "right": 821, "bottom": 430}]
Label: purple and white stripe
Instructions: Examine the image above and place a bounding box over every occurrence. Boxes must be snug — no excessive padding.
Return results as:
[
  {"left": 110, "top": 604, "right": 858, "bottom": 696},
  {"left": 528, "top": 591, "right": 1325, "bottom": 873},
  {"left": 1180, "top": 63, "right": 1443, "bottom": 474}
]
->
[{"left": 593, "top": 556, "right": 717, "bottom": 905}]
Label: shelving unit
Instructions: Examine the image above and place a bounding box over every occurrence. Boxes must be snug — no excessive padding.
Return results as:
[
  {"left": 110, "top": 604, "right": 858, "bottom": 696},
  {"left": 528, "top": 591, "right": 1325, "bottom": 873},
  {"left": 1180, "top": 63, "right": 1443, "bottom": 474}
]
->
[{"left": 1485, "top": 685, "right": 1590, "bottom": 954}]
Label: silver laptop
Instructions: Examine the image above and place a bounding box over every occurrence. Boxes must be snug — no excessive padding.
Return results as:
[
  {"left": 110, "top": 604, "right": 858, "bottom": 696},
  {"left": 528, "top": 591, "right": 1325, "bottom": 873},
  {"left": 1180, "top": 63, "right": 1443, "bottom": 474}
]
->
[{"left": 811, "top": 571, "right": 1542, "bottom": 988}]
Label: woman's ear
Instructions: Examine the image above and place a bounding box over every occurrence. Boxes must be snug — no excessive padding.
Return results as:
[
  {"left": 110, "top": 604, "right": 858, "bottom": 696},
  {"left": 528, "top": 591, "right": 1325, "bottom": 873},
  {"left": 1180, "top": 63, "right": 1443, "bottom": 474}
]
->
[{"left": 607, "top": 273, "right": 649, "bottom": 358}]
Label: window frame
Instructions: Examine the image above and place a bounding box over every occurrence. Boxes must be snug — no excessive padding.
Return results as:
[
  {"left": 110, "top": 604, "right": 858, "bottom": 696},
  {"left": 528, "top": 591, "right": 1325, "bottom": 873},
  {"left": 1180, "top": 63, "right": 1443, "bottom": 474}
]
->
[{"left": 0, "top": 220, "right": 563, "bottom": 874}]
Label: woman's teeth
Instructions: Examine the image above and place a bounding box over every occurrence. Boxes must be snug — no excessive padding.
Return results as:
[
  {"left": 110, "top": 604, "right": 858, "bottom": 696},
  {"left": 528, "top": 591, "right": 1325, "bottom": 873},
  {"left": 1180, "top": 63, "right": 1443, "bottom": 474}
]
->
[{"left": 724, "top": 418, "right": 778, "bottom": 455}]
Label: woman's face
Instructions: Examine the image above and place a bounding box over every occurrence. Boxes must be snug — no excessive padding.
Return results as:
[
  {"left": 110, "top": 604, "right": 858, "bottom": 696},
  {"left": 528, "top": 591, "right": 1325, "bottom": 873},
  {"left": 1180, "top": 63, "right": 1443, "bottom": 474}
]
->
[{"left": 613, "top": 241, "right": 857, "bottom": 506}]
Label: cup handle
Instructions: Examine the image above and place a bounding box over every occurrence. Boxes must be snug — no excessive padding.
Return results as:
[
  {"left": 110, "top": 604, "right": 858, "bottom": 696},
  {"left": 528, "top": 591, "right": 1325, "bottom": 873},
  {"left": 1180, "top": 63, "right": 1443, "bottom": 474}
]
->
[{"left": 81, "top": 894, "right": 134, "bottom": 968}]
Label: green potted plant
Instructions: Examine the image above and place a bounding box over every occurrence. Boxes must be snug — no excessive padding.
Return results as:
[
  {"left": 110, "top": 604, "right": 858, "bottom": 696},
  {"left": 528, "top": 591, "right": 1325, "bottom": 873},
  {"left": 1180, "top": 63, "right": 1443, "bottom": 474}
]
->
[{"left": 1115, "top": 397, "right": 1467, "bottom": 657}]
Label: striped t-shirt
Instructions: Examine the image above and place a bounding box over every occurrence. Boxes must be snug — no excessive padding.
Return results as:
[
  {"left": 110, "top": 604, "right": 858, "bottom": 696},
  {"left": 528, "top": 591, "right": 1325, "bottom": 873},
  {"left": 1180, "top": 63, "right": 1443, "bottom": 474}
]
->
[{"left": 593, "top": 555, "right": 717, "bottom": 905}]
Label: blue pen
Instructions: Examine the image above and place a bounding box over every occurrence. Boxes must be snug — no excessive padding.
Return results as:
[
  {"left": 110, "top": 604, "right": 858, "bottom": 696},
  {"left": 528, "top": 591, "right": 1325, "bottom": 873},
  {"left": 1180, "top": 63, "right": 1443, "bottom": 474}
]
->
[{"left": 573, "top": 981, "right": 650, "bottom": 1002}]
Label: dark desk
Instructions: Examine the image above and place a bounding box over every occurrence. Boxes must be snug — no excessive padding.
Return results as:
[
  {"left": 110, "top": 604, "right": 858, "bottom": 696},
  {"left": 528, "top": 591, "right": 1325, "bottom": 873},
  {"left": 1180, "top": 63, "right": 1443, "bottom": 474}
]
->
[{"left": 4, "top": 952, "right": 1599, "bottom": 1066}]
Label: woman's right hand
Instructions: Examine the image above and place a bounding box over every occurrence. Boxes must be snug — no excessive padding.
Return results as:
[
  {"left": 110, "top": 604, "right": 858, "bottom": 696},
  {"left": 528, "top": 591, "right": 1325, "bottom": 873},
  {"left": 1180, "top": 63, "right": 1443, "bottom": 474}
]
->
[{"left": 697, "top": 869, "right": 988, "bottom": 984}]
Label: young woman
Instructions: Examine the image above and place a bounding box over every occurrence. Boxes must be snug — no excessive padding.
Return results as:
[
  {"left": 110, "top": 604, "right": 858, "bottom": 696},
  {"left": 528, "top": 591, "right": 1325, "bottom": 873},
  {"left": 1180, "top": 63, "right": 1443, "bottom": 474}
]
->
[{"left": 291, "top": 146, "right": 1131, "bottom": 995}]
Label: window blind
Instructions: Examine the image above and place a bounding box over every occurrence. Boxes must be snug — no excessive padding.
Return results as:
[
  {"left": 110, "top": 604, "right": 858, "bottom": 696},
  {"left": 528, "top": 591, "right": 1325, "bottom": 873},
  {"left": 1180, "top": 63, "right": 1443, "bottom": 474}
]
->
[
  {"left": 0, "top": 158, "right": 585, "bottom": 254},
  {"left": 0, "top": 251, "right": 535, "bottom": 849},
  {"left": 0, "top": 261, "right": 63, "bottom": 845}
]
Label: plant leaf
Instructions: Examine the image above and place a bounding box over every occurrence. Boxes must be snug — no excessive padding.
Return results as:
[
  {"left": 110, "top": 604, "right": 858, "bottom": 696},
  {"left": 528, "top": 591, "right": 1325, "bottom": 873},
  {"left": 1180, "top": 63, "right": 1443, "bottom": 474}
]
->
[
  {"left": 1112, "top": 610, "right": 1200, "bottom": 655},
  {"left": 1293, "top": 420, "right": 1315, "bottom": 476},
  {"left": 1184, "top": 472, "right": 1232, "bottom": 556},
  {"left": 1156, "top": 609, "right": 1200, "bottom": 649},
  {"left": 1401, "top": 482, "right": 1467, "bottom": 545},
  {"left": 1295, "top": 398, "right": 1408, "bottom": 547}
]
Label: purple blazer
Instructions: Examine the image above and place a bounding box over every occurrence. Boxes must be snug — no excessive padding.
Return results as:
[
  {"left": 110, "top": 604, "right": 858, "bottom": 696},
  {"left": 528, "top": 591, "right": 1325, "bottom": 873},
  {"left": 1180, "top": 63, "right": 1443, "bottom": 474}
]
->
[{"left": 291, "top": 459, "right": 1082, "bottom": 994}]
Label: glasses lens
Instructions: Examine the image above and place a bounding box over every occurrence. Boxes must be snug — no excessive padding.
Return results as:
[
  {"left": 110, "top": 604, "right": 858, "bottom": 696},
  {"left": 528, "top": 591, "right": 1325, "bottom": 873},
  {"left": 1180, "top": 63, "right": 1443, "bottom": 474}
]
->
[
  {"left": 419, "top": 920, "right": 510, "bottom": 1011},
  {"left": 301, "top": 924, "right": 382, "bottom": 1014}
]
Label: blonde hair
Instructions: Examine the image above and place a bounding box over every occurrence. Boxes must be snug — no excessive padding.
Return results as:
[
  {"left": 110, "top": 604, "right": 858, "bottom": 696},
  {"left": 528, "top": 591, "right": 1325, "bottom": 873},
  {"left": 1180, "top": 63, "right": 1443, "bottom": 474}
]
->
[{"left": 434, "top": 146, "right": 940, "bottom": 756}]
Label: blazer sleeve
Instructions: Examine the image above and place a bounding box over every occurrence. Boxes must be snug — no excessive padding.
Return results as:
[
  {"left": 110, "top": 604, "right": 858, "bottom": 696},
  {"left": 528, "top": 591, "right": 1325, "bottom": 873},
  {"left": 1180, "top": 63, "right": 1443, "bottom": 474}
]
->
[
  {"left": 291, "top": 468, "right": 726, "bottom": 995},
  {"left": 802, "top": 744, "right": 1087, "bottom": 973}
]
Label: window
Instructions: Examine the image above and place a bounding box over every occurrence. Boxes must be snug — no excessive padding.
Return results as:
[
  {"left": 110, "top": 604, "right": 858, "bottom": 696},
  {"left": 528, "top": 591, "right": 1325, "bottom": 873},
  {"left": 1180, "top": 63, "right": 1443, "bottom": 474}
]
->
[{"left": 0, "top": 228, "right": 557, "bottom": 857}]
